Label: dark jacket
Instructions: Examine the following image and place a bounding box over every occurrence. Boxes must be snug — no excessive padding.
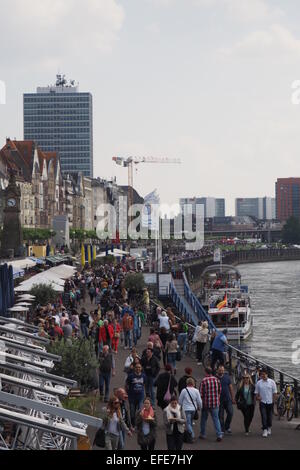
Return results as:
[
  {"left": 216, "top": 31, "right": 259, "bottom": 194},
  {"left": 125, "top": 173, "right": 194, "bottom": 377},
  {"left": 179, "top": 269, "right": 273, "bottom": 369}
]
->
[
  {"left": 178, "top": 375, "right": 197, "bottom": 394},
  {"left": 235, "top": 384, "right": 256, "bottom": 408},
  {"left": 99, "top": 352, "right": 115, "bottom": 374},
  {"left": 135, "top": 411, "right": 157, "bottom": 446},
  {"left": 141, "top": 355, "right": 160, "bottom": 379},
  {"left": 120, "top": 400, "right": 132, "bottom": 429},
  {"left": 154, "top": 372, "right": 177, "bottom": 409}
]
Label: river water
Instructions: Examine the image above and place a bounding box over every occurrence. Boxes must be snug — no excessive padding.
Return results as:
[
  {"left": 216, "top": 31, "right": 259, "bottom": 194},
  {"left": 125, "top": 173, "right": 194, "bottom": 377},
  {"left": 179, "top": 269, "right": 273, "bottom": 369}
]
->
[{"left": 238, "top": 261, "right": 300, "bottom": 379}]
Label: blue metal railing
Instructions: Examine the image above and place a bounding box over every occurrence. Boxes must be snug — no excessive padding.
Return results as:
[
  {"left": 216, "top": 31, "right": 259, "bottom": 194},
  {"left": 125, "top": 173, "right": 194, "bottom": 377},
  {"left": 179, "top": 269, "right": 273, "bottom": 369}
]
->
[{"left": 182, "top": 273, "right": 215, "bottom": 330}]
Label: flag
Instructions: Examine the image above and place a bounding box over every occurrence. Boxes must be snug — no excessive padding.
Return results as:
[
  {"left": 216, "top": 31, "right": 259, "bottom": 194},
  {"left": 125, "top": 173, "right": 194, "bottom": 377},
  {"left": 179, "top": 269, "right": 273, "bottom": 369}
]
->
[
  {"left": 93, "top": 246, "right": 97, "bottom": 261},
  {"left": 217, "top": 293, "right": 228, "bottom": 310},
  {"left": 88, "top": 245, "right": 92, "bottom": 265},
  {"left": 142, "top": 190, "right": 160, "bottom": 230},
  {"left": 81, "top": 245, "right": 85, "bottom": 267}
]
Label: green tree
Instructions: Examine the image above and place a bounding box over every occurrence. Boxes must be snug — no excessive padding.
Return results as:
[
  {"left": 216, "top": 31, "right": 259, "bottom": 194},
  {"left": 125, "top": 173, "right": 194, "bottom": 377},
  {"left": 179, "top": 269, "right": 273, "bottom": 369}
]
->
[
  {"left": 124, "top": 273, "right": 145, "bottom": 292},
  {"left": 47, "top": 338, "right": 98, "bottom": 393},
  {"left": 30, "top": 284, "right": 58, "bottom": 306},
  {"left": 282, "top": 216, "right": 300, "bottom": 244}
]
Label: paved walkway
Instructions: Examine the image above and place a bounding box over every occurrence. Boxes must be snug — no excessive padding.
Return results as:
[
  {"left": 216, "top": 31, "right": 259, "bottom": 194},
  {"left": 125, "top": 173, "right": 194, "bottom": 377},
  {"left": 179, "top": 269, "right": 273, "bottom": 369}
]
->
[{"left": 84, "top": 299, "right": 300, "bottom": 451}]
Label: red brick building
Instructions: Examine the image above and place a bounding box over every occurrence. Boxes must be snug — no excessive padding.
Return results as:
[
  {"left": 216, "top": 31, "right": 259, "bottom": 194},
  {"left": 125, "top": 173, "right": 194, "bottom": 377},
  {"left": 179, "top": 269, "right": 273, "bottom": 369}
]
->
[{"left": 276, "top": 178, "right": 300, "bottom": 222}]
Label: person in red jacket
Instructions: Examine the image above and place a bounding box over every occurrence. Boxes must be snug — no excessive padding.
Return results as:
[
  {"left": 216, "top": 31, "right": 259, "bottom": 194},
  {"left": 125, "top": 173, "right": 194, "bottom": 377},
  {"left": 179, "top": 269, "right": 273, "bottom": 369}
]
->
[
  {"left": 111, "top": 318, "right": 122, "bottom": 354},
  {"left": 99, "top": 320, "right": 114, "bottom": 349}
]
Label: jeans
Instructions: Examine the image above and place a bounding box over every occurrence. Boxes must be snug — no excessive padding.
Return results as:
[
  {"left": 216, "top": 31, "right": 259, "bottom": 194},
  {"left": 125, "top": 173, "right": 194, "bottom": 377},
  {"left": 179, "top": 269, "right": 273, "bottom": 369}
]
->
[
  {"left": 81, "top": 324, "right": 89, "bottom": 339},
  {"left": 145, "top": 376, "right": 155, "bottom": 405},
  {"left": 177, "top": 333, "right": 188, "bottom": 354},
  {"left": 185, "top": 410, "right": 195, "bottom": 439},
  {"left": 260, "top": 402, "right": 273, "bottom": 430},
  {"left": 219, "top": 400, "right": 234, "bottom": 432},
  {"left": 124, "top": 330, "right": 132, "bottom": 349},
  {"left": 201, "top": 408, "right": 223, "bottom": 438},
  {"left": 129, "top": 397, "right": 144, "bottom": 427},
  {"left": 133, "top": 328, "right": 140, "bottom": 346},
  {"left": 118, "top": 430, "right": 125, "bottom": 450},
  {"left": 105, "top": 433, "right": 119, "bottom": 450},
  {"left": 99, "top": 371, "right": 111, "bottom": 400},
  {"left": 167, "top": 353, "right": 177, "bottom": 370}
]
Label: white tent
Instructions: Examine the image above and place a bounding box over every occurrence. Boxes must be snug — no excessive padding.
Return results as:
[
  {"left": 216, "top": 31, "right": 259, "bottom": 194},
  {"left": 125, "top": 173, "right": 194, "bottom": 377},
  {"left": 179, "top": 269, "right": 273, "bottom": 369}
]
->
[
  {"left": 9, "top": 306, "right": 30, "bottom": 312},
  {"left": 50, "top": 264, "right": 76, "bottom": 279},
  {"left": 96, "top": 250, "right": 129, "bottom": 259},
  {"left": 7, "top": 258, "right": 37, "bottom": 270}
]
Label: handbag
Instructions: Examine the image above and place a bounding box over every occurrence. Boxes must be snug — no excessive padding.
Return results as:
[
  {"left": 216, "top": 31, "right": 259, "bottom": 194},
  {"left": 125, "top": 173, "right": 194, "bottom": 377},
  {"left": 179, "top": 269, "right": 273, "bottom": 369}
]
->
[
  {"left": 185, "top": 388, "right": 199, "bottom": 421},
  {"left": 93, "top": 427, "right": 106, "bottom": 448},
  {"left": 164, "top": 376, "right": 172, "bottom": 403}
]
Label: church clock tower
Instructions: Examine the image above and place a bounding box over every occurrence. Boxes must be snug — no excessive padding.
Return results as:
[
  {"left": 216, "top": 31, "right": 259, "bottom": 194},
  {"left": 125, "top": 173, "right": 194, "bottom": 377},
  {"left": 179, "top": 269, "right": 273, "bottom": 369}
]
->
[{"left": 1, "top": 172, "right": 24, "bottom": 258}]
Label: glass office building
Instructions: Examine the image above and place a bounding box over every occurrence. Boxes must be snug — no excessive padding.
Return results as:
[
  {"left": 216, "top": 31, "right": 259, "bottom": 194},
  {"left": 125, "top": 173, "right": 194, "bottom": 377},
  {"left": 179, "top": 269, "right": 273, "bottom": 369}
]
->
[{"left": 24, "top": 76, "right": 93, "bottom": 177}]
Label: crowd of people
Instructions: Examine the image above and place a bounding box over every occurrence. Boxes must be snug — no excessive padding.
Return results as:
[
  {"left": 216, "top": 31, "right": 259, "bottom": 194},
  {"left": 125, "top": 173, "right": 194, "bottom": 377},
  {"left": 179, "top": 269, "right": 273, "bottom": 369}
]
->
[{"left": 31, "top": 261, "right": 279, "bottom": 451}]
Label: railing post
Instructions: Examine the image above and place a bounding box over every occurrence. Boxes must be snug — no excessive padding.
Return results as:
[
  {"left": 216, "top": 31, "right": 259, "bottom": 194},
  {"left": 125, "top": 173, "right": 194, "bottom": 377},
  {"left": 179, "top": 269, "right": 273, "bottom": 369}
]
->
[
  {"left": 280, "top": 373, "right": 284, "bottom": 391},
  {"left": 294, "top": 380, "right": 299, "bottom": 418},
  {"left": 228, "top": 348, "right": 233, "bottom": 376}
]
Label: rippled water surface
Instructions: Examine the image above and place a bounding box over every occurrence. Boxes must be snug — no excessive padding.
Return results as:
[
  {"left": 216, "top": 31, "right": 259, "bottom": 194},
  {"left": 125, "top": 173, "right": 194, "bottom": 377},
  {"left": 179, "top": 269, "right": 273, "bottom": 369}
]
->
[{"left": 238, "top": 261, "right": 300, "bottom": 379}]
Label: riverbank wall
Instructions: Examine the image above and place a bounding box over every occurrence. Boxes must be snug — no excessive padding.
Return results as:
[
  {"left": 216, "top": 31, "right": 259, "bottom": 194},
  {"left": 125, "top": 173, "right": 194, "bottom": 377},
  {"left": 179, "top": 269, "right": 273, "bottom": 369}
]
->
[{"left": 168, "top": 248, "right": 300, "bottom": 292}]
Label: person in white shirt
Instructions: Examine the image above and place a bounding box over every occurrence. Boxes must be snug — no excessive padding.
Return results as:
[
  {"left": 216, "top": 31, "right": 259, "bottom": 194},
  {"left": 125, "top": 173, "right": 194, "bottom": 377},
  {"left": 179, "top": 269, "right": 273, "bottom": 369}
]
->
[
  {"left": 179, "top": 378, "right": 202, "bottom": 443},
  {"left": 255, "top": 369, "right": 277, "bottom": 438},
  {"left": 158, "top": 312, "right": 171, "bottom": 332}
]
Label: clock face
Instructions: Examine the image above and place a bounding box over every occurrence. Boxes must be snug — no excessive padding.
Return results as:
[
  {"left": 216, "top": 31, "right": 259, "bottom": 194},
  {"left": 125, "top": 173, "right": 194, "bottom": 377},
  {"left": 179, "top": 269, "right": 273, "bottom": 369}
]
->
[{"left": 7, "top": 198, "right": 16, "bottom": 208}]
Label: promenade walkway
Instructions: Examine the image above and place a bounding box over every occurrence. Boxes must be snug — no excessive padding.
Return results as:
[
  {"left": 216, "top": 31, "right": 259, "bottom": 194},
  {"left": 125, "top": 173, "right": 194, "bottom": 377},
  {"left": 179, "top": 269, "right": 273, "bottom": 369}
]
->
[{"left": 83, "top": 299, "right": 300, "bottom": 451}]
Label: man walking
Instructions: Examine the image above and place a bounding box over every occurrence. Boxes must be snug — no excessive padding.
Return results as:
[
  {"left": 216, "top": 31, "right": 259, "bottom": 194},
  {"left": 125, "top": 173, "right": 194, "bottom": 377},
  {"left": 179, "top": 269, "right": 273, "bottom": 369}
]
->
[
  {"left": 126, "top": 364, "right": 147, "bottom": 427},
  {"left": 255, "top": 368, "right": 277, "bottom": 438},
  {"left": 141, "top": 348, "right": 160, "bottom": 406},
  {"left": 216, "top": 365, "right": 235, "bottom": 434},
  {"left": 115, "top": 388, "right": 133, "bottom": 450},
  {"left": 200, "top": 367, "right": 223, "bottom": 442},
  {"left": 122, "top": 311, "right": 134, "bottom": 350},
  {"left": 99, "top": 345, "right": 115, "bottom": 402},
  {"left": 211, "top": 329, "right": 228, "bottom": 372}
]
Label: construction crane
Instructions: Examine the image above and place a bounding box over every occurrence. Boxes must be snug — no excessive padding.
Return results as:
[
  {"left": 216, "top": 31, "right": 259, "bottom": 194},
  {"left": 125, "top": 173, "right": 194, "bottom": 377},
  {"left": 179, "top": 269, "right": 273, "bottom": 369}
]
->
[{"left": 112, "top": 156, "right": 181, "bottom": 212}]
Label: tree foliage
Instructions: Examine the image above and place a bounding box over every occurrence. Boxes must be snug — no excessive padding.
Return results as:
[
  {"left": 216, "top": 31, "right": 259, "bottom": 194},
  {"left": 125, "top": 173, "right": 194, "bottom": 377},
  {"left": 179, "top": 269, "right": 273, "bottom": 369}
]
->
[
  {"left": 47, "top": 338, "right": 99, "bottom": 393},
  {"left": 30, "top": 284, "right": 58, "bottom": 306},
  {"left": 23, "top": 228, "right": 55, "bottom": 242},
  {"left": 124, "top": 273, "right": 146, "bottom": 292},
  {"left": 282, "top": 216, "right": 300, "bottom": 244}
]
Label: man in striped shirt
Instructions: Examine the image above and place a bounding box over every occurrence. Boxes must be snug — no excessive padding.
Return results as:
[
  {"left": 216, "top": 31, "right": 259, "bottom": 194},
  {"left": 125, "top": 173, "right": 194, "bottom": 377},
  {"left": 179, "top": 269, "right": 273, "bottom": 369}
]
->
[{"left": 199, "top": 367, "right": 223, "bottom": 442}]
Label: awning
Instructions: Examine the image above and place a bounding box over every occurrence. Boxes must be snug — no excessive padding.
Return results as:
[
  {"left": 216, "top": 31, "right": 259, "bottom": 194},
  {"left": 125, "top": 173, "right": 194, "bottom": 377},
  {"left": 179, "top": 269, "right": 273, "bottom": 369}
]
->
[{"left": 7, "top": 259, "right": 37, "bottom": 270}]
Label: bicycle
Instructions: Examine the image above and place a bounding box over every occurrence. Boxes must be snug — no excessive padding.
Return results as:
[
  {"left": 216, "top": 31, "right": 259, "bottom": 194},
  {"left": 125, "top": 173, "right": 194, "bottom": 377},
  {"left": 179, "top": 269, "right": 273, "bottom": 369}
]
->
[{"left": 276, "top": 383, "right": 296, "bottom": 421}]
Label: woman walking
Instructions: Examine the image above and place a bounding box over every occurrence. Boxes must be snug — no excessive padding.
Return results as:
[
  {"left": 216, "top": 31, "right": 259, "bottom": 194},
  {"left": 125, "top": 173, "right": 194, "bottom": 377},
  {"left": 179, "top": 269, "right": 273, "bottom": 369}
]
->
[
  {"left": 163, "top": 396, "right": 186, "bottom": 451},
  {"left": 154, "top": 365, "right": 178, "bottom": 410},
  {"left": 235, "top": 374, "right": 256, "bottom": 435},
  {"left": 135, "top": 398, "right": 157, "bottom": 451},
  {"left": 102, "top": 397, "right": 132, "bottom": 450},
  {"left": 165, "top": 334, "right": 178, "bottom": 375},
  {"left": 193, "top": 321, "right": 209, "bottom": 365}
]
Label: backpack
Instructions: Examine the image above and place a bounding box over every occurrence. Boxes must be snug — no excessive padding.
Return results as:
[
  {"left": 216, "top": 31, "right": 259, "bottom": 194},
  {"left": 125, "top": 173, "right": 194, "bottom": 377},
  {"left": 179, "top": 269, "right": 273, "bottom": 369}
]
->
[{"left": 124, "top": 315, "right": 133, "bottom": 331}]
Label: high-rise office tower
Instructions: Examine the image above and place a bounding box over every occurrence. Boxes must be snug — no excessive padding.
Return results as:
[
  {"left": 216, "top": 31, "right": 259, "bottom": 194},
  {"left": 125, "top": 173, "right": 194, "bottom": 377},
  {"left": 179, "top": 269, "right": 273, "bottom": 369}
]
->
[{"left": 24, "top": 75, "right": 93, "bottom": 177}]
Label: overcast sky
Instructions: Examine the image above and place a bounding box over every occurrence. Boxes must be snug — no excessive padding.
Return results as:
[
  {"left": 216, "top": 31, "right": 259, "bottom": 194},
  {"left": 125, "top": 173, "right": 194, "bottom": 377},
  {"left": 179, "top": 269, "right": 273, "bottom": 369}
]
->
[{"left": 1, "top": 0, "right": 300, "bottom": 215}]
